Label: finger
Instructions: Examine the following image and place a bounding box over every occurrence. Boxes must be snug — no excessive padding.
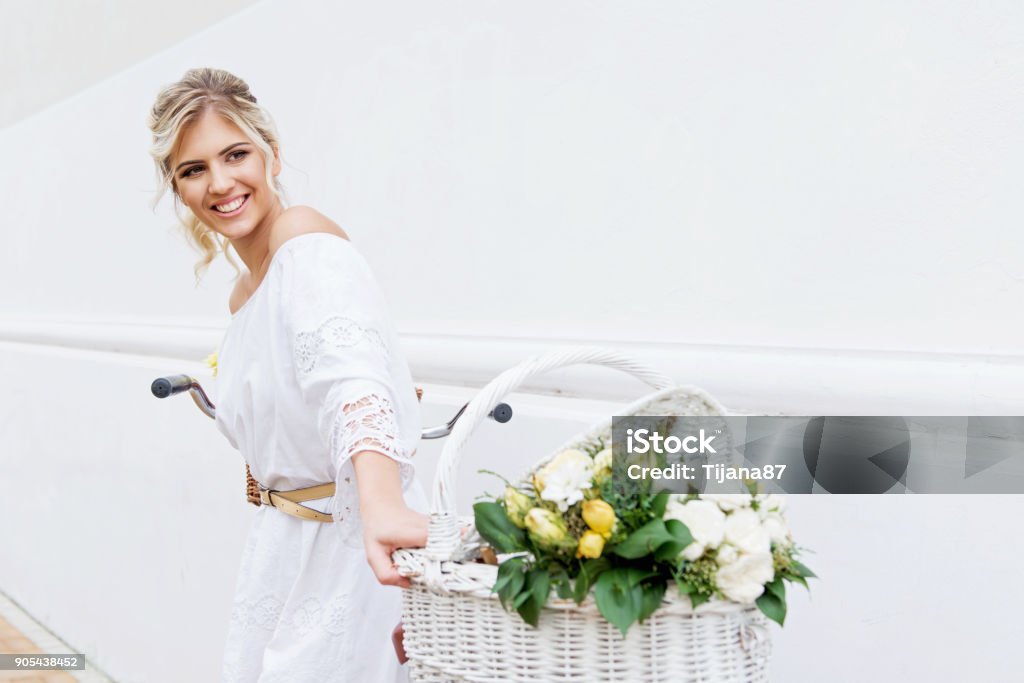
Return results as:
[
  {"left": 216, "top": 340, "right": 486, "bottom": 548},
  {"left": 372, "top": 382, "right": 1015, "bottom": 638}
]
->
[
  {"left": 385, "top": 550, "right": 412, "bottom": 589},
  {"left": 366, "top": 543, "right": 405, "bottom": 587},
  {"left": 370, "top": 544, "right": 414, "bottom": 588}
]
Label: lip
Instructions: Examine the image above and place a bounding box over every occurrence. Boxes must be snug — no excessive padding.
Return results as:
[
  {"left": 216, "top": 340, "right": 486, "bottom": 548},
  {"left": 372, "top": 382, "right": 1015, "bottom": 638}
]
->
[{"left": 210, "top": 194, "right": 250, "bottom": 217}]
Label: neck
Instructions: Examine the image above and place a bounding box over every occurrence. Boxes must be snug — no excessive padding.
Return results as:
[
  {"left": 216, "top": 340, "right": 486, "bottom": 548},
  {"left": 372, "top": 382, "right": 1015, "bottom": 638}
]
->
[{"left": 229, "top": 200, "right": 285, "bottom": 279}]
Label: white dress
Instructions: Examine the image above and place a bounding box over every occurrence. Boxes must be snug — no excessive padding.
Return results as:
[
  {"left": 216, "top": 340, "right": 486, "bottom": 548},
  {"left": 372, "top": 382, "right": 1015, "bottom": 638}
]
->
[{"left": 215, "top": 232, "right": 425, "bottom": 683}]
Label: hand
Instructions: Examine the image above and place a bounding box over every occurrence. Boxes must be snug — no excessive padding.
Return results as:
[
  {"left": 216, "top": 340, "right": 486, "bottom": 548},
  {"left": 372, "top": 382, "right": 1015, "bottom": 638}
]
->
[{"left": 361, "top": 503, "right": 428, "bottom": 588}]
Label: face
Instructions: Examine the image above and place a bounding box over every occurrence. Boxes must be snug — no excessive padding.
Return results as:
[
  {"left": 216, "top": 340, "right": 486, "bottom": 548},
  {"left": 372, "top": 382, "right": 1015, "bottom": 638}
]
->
[{"left": 171, "top": 108, "right": 282, "bottom": 242}]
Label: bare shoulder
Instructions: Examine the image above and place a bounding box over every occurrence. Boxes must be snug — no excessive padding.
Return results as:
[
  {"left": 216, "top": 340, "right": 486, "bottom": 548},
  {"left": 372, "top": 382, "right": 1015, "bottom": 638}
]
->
[{"left": 268, "top": 205, "right": 349, "bottom": 255}]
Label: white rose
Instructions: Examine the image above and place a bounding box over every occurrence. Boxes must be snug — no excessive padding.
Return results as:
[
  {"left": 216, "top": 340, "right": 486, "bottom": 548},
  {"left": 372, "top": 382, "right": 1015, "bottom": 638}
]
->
[
  {"left": 537, "top": 449, "right": 594, "bottom": 512},
  {"left": 593, "top": 448, "right": 613, "bottom": 472},
  {"left": 723, "top": 508, "right": 771, "bottom": 555},
  {"left": 715, "top": 552, "right": 774, "bottom": 604},
  {"left": 756, "top": 494, "right": 787, "bottom": 518},
  {"left": 716, "top": 544, "right": 740, "bottom": 566},
  {"left": 664, "top": 498, "right": 725, "bottom": 561},
  {"left": 761, "top": 512, "right": 793, "bottom": 547},
  {"left": 701, "top": 494, "right": 754, "bottom": 512}
]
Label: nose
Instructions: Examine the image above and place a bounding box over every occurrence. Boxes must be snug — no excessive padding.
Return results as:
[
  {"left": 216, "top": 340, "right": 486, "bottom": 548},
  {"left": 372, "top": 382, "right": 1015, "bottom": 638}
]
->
[{"left": 208, "top": 163, "right": 233, "bottom": 196}]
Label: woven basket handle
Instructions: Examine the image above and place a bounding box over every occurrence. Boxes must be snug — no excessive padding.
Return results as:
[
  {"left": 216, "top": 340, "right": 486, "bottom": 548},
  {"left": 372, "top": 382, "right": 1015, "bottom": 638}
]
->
[{"left": 423, "top": 346, "right": 673, "bottom": 559}]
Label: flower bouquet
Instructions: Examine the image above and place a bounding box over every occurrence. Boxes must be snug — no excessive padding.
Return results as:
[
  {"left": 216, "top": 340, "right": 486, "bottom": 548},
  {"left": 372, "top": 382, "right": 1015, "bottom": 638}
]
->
[
  {"left": 394, "top": 348, "right": 814, "bottom": 682},
  {"left": 474, "top": 442, "right": 815, "bottom": 636}
]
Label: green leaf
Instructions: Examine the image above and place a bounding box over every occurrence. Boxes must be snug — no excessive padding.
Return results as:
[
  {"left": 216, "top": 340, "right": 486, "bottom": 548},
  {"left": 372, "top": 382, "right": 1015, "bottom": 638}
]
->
[
  {"left": 689, "top": 591, "right": 711, "bottom": 608},
  {"left": 624, "top": 567, "right": 658, "bottom": 587},
  {"left": 654, "top": 519, "right": 695, "bottom": 561},
  {"left": 493, "top": 557, "right": 524, "bottom": 590},
  {"left": 784, "top": 572, "right": 809, "bottom": 590},
  {"left": 573, "top": 557, "right": 610, "bottom": 604},
  {"left": 637, "top": 581, "right": 667, "bottom": 623},
  {"left": 675, "top": 578, "right": 695, "bottom": 595},
  {"left": 473, "top": 501, "right": 527, "bottom": 553},
  {"left": 594, "top": 570, "right": 640, "bottom": 637},
  {"left": 756, "top": 590, "right": 787, "bottom": 626},
  {"left": 531, "top": 569, "right": 551, "bottom": 606},
  {"left": 498, "top": 578, "right": 524, "bottom": 610},
  {"left": 551, "top": 567, "right": 573, "bottom": 599},
  {"left": 765, "top": 576, "right": 786, "bottom": 602},
  {"left": 651, "top": 492, "right": 671, "bottom": 517},
  {"left": 516, "top": 568, "right": 551, "bottom": 627},
  {"left": 665, "top": 519, "right": 694, "bottom": 544},
  {"left": 612, "top": 519, "right": 674, "bottom": 559},
  {"left": 572, "top": 581, "right": 588, "bottom": 604},
  {"left": 792, "top": 560, "right": 817, "bottom": 579},
  {"left": 493, "top": 558, "right": 526, "bottom": 610},
  {"left": 572, "top": 575, "right": 590, "bottom": 605}
]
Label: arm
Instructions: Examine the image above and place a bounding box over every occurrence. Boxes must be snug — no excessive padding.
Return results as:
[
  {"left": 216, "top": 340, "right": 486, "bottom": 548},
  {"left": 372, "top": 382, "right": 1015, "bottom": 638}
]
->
[
  {"left": 279, "top": 233, "right": 426, "bottom": 584},
  {"left": 352, "top": 450, "right": 428, "bottom": 588}
]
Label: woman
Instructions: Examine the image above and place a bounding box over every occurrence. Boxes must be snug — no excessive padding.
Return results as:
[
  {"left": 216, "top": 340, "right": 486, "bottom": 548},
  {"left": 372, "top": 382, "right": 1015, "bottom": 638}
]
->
[{"left": 148, "top": 67, "right": 428, "bottom": 682}]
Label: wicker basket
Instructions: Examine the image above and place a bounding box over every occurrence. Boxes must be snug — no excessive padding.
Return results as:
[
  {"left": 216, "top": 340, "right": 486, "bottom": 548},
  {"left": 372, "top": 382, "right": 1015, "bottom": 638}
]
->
[{"left": 394, "top": 348, "right": 772, "bottom": 683}]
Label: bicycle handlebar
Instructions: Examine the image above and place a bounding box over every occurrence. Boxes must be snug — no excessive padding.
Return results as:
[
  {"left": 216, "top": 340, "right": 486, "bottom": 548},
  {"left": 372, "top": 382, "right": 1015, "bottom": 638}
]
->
[
  {"left": 151, "top": 374, "right": 195, "bottom": 398},
  {"left": 151, "top": 375, "right": 216, "bottom": 420},
  {"left": 150, "top": 375, "right": 512, "bottom": 436}
]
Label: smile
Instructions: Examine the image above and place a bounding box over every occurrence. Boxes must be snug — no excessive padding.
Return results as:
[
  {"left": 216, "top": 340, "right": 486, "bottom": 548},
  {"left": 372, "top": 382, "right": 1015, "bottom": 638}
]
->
[{"left": 212, "top": 194, "right": 250, "bottom": 215}]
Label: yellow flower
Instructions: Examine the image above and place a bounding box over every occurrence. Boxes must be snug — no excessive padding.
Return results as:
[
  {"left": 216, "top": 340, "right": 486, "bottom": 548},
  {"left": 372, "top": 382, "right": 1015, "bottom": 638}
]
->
[
  {"left": 503, "top": 487, "right": 533, "bottom": 529},
  {"left": 582, "top": 499, "right": 616, "bottom": 538},
  {"left": 524, "top": 508, "right": 575, "bottom": 554},
  {"left": 576, "top": 530, "right": 606, "bottom": 559},
  {"left": 205, "top": 351, "right": 219, "bottom": 377}
]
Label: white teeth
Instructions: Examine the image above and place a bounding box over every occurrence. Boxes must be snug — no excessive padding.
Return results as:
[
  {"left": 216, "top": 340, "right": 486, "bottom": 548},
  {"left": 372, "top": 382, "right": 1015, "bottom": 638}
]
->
[{"left": 214, "top": 196, "right": 246, "bottom": 213}]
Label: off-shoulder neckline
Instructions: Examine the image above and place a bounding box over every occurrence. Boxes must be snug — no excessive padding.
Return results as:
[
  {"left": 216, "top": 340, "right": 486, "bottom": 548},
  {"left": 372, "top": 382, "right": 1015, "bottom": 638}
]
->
[{"left": 230, "top": 232, "right": 353, "bottom": 319}]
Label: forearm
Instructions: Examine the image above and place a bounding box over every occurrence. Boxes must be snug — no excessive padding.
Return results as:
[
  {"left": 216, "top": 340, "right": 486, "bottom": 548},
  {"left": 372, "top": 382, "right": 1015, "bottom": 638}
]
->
[
  {"left": 352, "top": 449, "right": 428, "bottom": 585},
  {"left": 351, "top": 449, "right": 407, "bottom": 515}
]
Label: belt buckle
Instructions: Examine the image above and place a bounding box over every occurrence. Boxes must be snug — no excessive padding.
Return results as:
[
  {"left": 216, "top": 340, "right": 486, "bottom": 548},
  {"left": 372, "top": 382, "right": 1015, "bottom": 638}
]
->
[{"left": 258, "top": 486, "right": 274, "bottom": 506}]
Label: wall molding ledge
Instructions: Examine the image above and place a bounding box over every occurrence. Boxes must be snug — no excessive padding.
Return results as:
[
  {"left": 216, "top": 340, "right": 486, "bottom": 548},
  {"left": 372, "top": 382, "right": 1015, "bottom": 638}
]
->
[{"left": 1, "top": 316, "right": 1021, "bottom": 414}]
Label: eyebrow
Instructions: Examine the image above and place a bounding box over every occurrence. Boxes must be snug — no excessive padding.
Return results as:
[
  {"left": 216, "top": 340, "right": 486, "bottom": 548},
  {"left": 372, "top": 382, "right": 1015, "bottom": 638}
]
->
[{"left": 174, "top": 142, "right": 250, "bottom": 174}]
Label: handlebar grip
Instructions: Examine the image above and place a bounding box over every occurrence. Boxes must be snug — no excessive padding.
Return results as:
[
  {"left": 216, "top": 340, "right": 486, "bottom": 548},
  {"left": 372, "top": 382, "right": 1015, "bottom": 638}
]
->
[
  {"left": 490, "top": 403, "right": 513, "bottom": 423},
  {"left": 151, "top": 375, "right": 195, "bottom": 399}
]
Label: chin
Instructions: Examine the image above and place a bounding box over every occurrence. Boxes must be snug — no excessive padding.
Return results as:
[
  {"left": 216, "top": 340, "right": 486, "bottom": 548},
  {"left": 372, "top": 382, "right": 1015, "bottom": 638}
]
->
[
  {"left": 215, "top": 222, "right": 259, "bottom": 241},
  {"left": 198, "top": 213, "right": 242, "bottom": 235}
]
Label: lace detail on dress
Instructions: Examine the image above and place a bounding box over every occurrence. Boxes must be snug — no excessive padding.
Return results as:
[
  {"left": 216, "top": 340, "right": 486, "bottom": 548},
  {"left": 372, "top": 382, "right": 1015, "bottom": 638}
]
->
[
  {"left": 294, "top": 316, "right": 388, "bottom": 376},
  {"left": 231, "top": 593, "right": 284, "bottom": 631},
  {"left": 330, "top": 393, "right": 407, "bottom": 464},
  {"left": 225, "top": 592, "right": 355, "bottom": 682},
  {"left": 328, "top": 393, "right": 415, "bottom": 544}
]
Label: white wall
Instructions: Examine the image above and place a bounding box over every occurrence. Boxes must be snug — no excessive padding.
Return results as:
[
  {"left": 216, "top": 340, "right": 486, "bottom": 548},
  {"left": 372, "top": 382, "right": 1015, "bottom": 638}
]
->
[
  {"left": 0, "top": 0, "right": 261, "bottom": 128},
  {"left": 1, "top": 1, "right": 1022, "bottom": 681}
]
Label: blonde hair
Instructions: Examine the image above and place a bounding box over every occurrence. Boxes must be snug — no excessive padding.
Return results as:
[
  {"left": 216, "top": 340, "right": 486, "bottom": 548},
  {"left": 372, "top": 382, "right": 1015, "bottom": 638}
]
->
[{"left": 147, "top": 67, "right": 286, "bottom": 280}]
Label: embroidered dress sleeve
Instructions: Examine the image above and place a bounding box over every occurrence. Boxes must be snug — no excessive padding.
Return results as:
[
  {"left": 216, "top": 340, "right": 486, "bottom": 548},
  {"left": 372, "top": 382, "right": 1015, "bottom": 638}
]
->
[{"left": 281, "top": 235, "right": 415, "bottom": 541}]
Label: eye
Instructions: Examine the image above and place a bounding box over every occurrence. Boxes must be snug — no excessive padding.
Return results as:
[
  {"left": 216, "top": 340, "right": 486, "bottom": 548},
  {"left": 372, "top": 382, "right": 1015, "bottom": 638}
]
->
[
  {"left": 181, "top": 165, "right": 203, "bottom": 178},
  {"left": 228, "top": 150, "right": 249, "bottom": 161}
]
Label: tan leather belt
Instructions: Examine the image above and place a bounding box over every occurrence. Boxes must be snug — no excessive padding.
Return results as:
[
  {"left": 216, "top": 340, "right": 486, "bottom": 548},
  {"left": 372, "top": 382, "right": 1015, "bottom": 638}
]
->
[{"left": 257, "top": 482, "right": 336, "bottom": 523}]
